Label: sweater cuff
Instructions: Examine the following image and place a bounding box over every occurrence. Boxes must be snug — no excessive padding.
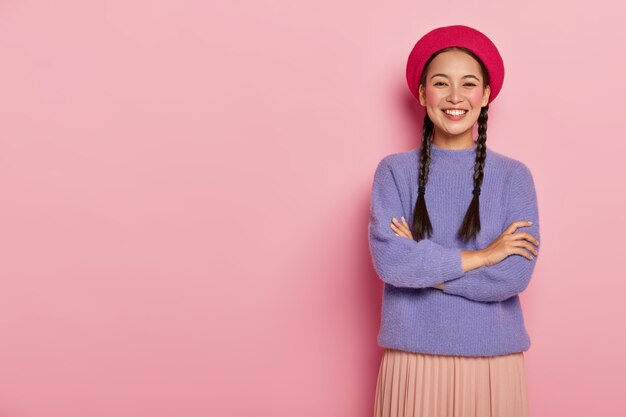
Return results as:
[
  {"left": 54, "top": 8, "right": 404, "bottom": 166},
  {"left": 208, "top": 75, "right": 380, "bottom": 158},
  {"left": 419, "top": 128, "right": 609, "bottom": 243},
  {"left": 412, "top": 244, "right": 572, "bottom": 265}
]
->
[
  {"left": 442, "top": 274, "right": 471, "bottom": 295},
  {"left": 439, "top": 247, "right": 465, "bottom": 282}
]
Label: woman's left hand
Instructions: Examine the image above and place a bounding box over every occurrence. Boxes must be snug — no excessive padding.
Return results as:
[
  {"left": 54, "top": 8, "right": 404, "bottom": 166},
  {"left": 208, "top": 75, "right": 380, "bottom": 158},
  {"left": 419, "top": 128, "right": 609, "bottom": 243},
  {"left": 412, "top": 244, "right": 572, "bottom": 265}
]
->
[
  {"left": 390, "top": 216, "right": 413, "bottom": 239},
  {"left": 390, "top": 216, "right": 445, "bottom": 291}
]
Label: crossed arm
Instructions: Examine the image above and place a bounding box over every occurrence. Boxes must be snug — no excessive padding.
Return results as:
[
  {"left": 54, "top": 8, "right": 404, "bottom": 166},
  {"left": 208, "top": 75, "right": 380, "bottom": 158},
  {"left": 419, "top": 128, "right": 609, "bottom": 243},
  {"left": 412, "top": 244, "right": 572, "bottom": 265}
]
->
[
  {"left": 368, "top": 158, "right": 541, "bottom": 303},
  {"left": 389, "top": 216, "right": 488, "bottom": 289}
]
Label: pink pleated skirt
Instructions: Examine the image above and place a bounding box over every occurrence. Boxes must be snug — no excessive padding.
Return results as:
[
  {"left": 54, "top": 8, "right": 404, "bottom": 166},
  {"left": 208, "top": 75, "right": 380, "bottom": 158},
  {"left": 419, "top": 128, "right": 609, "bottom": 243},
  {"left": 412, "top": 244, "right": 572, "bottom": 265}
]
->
[{"left": 373, "top": 348, "right": 529, "bottom": 417}]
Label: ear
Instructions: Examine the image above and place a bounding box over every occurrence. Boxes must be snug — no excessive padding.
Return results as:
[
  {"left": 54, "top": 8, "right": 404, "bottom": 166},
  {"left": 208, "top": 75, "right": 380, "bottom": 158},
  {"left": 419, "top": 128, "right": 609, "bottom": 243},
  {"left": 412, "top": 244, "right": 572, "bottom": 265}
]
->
[
  {"left": 481, "top": 85, "right": 491, "bottom": 107},
  {"left": 418, "top": 84, "right": 426, "bottom": 107}
]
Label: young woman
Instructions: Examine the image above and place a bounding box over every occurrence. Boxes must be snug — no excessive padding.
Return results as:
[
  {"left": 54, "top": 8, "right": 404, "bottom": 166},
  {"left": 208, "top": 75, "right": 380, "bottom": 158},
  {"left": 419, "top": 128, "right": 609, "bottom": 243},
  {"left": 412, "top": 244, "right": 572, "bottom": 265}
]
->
[{"left": 368, "top": 25, "right": 540, "bottom": 417}]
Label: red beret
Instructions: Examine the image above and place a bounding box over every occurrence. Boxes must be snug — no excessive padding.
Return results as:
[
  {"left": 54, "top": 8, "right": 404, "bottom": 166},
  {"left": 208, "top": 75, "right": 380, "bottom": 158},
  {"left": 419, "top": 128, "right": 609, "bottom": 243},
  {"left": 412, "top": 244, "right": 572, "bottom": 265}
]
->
[{"left": 406, "top": 25, "right": 505, "bottom": 104}]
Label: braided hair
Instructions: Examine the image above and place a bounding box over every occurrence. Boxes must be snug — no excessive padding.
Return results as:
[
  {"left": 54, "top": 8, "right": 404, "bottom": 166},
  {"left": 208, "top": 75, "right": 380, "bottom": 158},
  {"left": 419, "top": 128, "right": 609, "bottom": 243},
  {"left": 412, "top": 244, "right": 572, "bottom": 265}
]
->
[{"left": 411, "top": 47, "right": 490, "bottom": 244}]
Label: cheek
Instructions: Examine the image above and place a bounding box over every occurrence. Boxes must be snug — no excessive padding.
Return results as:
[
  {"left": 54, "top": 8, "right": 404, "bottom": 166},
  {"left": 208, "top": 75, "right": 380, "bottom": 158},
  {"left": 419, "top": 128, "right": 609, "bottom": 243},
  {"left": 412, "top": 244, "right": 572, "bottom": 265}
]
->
[
  {"left": 467, "top": 89, "right": 485, "bottom": 106},
  {"left": 424, "top": 86, "right": 444, "bottom": 108}
]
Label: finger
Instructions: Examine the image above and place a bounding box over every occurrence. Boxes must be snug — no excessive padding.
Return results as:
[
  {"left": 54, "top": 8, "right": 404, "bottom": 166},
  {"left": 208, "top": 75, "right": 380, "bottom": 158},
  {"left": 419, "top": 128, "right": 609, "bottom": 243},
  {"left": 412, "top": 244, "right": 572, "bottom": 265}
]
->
[
  {"left": 395, "top": 219, "right": 413, "bottom": 239},
  {"left": 519, "top": 247, "right": 534, "bottom": 260},
  {"left": 509, "top": 238, "right": 538, "bottom": 256},
  {"left": 390, "top": 222, "right": 411, "bottom": 238},
  {"left": 391, "top": 218, "right": 408, "bottom": 233},
  {"left": 506, "top": 220, "right": 533, "bottom": 234},
  {"left": 393, "top": 218, "right": 411, "bottom": 235},
  {"left": 509, "top": 231, "right": 540, "bottom": 247},
  {"left": 511, "top": 245, "right": 534, "bottom": 260},
  {"left": 519, "top": 231, "right": 539, "bottom": 247},
  {"left": 505, "top": 220, "right": 534, "bottom": 234},
  {"left": 521, "top": 241, "right": 539, "bottom": 256}
]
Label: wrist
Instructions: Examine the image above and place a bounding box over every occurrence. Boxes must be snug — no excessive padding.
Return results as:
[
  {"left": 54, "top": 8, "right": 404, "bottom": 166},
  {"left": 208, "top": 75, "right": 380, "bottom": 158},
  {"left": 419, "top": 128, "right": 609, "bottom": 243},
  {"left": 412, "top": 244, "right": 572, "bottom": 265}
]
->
[
  {"left": 461, "top": 249, "right": 486, "bottom": 272},
  {"left": 474, "top": 249, "right": 487, "bottom": 268}
]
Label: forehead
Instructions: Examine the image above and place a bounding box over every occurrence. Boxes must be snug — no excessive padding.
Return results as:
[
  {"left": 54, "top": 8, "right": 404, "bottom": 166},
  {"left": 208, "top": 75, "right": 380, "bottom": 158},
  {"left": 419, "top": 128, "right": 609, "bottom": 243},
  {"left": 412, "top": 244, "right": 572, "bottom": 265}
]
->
[{"left": 426, "top": 50, "right": 482, "bottom": 77}]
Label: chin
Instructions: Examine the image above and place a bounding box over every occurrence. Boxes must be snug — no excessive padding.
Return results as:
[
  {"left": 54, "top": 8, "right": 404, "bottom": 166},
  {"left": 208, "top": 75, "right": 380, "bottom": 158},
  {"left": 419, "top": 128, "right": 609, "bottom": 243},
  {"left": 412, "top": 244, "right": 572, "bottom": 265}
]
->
[
  {"left": 444, "top": 130, "right": 472, "bottom": 138},
  {"left": 433, "top": 125, "right": 473, "bottom": 138},
  {"left": 437, "top": 123, "right": 472, "bottom": 134}
]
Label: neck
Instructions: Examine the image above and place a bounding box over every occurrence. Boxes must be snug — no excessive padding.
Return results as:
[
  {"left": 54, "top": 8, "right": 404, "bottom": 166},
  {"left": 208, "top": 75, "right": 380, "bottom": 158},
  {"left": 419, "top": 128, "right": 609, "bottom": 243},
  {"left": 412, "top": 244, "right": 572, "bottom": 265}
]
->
[{"left": 432, "top": 129, "right": 475, "bottom": 150}]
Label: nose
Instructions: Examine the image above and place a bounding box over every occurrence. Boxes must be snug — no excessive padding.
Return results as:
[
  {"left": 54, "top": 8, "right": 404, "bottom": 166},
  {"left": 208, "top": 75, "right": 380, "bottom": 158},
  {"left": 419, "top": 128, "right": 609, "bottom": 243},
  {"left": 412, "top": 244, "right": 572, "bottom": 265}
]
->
[{"left": 447, "top": 85, "right": 463, "bottom": 103}]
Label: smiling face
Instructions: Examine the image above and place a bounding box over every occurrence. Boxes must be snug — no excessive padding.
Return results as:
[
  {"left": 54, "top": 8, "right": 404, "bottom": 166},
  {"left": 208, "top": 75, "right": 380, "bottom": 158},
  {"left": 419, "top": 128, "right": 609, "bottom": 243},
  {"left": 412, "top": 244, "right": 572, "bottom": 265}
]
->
[{"left": 418, "top": 49, "right": 491, "bottom": 146}]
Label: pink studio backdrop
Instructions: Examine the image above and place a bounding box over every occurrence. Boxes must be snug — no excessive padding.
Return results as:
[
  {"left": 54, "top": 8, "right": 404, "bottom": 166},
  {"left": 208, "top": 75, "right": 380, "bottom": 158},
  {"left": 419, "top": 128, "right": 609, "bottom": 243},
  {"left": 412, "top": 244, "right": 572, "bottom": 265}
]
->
[{"left": 0, "top": 1, "right": 624, "bottom": 416}]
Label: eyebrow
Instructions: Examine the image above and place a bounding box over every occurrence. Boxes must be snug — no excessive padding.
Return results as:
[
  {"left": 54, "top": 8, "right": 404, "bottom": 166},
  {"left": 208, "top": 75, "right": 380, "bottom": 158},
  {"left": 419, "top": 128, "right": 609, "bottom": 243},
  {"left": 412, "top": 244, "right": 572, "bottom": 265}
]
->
[{"left": 430, "top": 74, "right": 480, "bottom": 81}]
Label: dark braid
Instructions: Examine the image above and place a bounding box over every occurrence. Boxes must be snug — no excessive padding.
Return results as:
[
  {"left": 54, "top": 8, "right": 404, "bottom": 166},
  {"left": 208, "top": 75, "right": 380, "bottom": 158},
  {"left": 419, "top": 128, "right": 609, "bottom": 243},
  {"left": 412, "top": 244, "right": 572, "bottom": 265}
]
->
[
  {"left": 410, "top": 46, "right": 491, "bottom": 243},
  {"left": 457, "top": 104, "right": 489, "bottom": 243},
  {"left": 411, "top": 113, "right": 434, "bottom": 241}
]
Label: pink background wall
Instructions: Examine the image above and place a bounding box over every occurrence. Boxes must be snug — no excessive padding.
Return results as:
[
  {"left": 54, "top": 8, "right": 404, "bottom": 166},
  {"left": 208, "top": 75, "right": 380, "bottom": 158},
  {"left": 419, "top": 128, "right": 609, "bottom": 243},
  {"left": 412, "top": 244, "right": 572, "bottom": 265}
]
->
[{"left": 0, "top": 1, "right": 624, "bottom": 416}]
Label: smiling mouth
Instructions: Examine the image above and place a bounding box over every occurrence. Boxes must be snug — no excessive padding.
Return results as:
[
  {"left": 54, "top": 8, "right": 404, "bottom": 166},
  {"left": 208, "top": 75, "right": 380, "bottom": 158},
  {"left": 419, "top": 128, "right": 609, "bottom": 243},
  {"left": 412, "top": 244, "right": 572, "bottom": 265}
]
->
[{"left": 443, "top": 109, "right": 468, "bottom": 116}]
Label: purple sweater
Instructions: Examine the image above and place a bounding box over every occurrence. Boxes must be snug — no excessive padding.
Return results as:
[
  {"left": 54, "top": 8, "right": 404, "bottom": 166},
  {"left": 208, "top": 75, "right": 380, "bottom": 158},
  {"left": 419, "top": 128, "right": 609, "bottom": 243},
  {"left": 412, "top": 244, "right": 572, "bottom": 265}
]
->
[{"left": 368, "top": 143, "right": 540, "bottom": 357}]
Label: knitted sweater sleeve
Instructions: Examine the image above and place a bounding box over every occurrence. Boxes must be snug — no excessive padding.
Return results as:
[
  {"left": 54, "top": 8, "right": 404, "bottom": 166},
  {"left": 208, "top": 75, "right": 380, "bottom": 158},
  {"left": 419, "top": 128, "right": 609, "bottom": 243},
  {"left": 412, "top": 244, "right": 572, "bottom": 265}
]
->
[
  {"left": 442, "top": 163, "right": 541, "bottom": 302},
  {"left": 368, "top": 157, "right": 466, "bottom": 288}
]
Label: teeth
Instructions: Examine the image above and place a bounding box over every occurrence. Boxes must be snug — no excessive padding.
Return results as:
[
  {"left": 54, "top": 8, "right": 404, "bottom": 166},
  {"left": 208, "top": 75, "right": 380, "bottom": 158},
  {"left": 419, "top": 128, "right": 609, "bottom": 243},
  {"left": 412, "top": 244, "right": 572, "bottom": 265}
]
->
[{"left": 444, "top": 109, "right": 467, "bottom": 116}]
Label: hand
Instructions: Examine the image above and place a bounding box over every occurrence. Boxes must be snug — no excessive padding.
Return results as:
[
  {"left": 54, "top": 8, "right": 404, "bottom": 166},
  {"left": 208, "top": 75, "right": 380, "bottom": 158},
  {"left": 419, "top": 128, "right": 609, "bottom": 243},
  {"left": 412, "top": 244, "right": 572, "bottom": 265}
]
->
[
  {"left": 390, "top": 216, "right": 413, "bottom": 239},
  {"left": 479, "top": 220, "right": 540, "bottom": 267},
  {"left": 390, "top": 217, "right": 444, "bottom": 290}
]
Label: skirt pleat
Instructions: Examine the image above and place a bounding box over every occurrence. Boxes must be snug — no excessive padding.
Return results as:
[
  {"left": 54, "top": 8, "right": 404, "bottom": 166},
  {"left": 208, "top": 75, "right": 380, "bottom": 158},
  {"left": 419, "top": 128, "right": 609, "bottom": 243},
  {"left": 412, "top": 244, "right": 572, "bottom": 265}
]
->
[{"left": 373, "top": 349, "right": 529, "bottom": 417}]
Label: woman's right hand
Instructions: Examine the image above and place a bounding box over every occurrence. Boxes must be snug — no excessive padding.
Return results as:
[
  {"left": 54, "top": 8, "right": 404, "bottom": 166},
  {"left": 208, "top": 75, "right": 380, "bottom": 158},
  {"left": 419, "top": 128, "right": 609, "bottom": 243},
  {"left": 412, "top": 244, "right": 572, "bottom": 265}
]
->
[{"left": 478, "top": 220, "right": 539, "bottom": 267}]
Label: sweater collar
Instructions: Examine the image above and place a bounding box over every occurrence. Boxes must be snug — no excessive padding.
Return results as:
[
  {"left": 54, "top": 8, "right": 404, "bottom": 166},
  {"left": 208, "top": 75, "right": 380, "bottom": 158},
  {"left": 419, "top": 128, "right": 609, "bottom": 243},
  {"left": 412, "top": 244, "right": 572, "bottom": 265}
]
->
[{"left": 429, "top": 142, "right": 477, "bottom": 170}]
